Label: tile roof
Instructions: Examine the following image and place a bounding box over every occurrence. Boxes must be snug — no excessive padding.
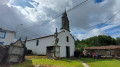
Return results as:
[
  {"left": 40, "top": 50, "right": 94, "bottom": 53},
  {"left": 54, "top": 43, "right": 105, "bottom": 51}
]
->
[{"left": 85, "top": 45, "right": 120, "bottom": 50}]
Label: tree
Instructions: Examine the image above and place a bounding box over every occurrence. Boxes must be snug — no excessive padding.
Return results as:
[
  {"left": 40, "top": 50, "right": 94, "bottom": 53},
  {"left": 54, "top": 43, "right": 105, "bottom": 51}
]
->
[
  {"left": 116, "top": 37, "right": 120, "bottom": 45},
  {"left": 75, "top": 35, "right": 118, "bottom": 50}
]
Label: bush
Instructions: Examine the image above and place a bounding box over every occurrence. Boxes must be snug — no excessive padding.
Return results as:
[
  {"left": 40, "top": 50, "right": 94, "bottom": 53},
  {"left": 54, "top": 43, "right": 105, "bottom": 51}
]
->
[{"left": 74, "top": 50, "right": 80, "bottom": 57}]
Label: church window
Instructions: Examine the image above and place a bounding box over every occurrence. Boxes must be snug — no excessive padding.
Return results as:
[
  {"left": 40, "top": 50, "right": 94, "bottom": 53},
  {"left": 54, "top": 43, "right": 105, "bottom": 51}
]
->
[
  {"left": 36, "top": 40, "right": 39, "bottom": 46},
  {"left": 66, "top": 36, "right": 69, "bottom": 42},
  {"left": 0, "top": 42, "right": 4, "bottom": 45},
  {"left": 0, "top": 31, "right": 6, "bottom": 39}
]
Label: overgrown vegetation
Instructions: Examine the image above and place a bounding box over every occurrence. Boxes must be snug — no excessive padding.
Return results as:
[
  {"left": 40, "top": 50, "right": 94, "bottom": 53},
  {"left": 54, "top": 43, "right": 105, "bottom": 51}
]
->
[
  {"left": 80, "top": 58, "right": 120, "bottom": 67},
  {"left": 75, "top": 35, "right": 120, "bottom": 50}
]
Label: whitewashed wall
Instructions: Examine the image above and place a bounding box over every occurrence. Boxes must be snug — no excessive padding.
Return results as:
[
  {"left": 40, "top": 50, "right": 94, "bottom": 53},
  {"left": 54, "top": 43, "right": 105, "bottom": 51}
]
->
[
  {"left": 58, "top": 29, "right": 75, "bottom": 57},
  {"left": 0, "top": 32, "right": 15, "bottom": 45},
  {"left": 26, "top": 36, "right": 55, "bottom": 55},
  {"left": 26, "top": 29, "right": 75, "bottom": 57}
]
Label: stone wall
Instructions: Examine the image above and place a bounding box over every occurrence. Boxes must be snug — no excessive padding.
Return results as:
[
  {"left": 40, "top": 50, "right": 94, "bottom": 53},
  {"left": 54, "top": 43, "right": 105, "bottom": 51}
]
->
[
  {"left": 0, "top": 45, "right": 9, "bottom": 64},
  {"left": 0, "top": 38, "right": 26, "bottom": 64},
  {"left": 84, "top": 49, "right": 120, "bottom": 57}
]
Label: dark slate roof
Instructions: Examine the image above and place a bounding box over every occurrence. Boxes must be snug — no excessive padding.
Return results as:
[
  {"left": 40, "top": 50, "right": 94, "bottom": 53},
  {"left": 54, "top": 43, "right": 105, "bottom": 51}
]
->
[
  {"left": 0, "top": 28, "right": 15, "bottom": 33},
  {"left": 27, "top": 34, "right": 54, "bottom": 41},
  {"left": 85, "top": 45, "right": 120, "bottom": 50}
]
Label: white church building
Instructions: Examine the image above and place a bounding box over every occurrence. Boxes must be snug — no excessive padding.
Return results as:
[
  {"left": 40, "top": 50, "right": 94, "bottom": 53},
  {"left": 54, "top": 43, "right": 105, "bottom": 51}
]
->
[{"left": 26, "top": 11, "right": 75, "bottom": 58}]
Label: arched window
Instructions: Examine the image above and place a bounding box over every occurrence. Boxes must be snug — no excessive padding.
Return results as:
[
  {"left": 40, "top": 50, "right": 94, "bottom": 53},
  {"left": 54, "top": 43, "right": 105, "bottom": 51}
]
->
[
  {"left": 66, "top": 36, "right": 69, "bottom": 42},
  {"left": 36, "top": 40, "right": 39, "bottom": 46}
]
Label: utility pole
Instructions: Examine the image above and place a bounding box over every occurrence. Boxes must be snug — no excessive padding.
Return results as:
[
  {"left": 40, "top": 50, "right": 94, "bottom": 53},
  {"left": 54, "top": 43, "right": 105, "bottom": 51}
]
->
[{"left": 16, "top": 24, "right": 23, "bottom": 38}]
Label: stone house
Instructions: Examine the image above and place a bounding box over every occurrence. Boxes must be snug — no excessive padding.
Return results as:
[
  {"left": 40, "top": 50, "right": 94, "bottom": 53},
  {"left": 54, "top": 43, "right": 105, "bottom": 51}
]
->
[{"left": 84, "top": 45, "right": 120, "bottom": 57}]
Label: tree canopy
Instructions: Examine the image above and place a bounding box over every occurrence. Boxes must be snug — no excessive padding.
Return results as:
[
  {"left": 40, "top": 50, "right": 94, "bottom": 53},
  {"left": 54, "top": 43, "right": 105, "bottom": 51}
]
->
[{"left": 75, "top": 35, "right": 120, "bottom": 50}]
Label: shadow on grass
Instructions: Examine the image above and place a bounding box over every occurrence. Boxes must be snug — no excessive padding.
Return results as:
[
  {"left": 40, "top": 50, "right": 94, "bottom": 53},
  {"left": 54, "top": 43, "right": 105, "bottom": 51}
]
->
[
  {"left": 60, "top": 59, "right": 72, "bottom": 62},
  {"left": 80, "top": 57, "right": 118, "bottom": 63},
  {"left": 12, "top": 60, "right": 33, "bottom": 67}
]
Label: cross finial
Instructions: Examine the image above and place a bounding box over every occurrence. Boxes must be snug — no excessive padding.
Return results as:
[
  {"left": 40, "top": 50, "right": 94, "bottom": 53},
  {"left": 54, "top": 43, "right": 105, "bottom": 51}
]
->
[{"left": 56, "top": 28, "right": 57, "bottom": 33}]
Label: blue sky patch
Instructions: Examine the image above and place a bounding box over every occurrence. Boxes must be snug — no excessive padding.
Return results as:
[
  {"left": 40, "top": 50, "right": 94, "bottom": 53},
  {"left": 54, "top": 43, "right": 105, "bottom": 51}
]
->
[
  {"left": 11, "top": 0, "right": 34, "bottom": 8},
  {"left": 94, "top": 0, "right": 104, "bottom": 3},
  {"left": 105, "top": 25, "right": 120, "bottom": 36},
  {"left": 94, "top": 23, "right": 109, "bottom": 28},
  {"left": 73, "top": 32, "right": 86, "bottom": 34},
  {"left": 105, "top": 25, "right": 120, "bottom": 32},
  {"left": 106, "top": 31, "right": 120, "bottom": 36}
]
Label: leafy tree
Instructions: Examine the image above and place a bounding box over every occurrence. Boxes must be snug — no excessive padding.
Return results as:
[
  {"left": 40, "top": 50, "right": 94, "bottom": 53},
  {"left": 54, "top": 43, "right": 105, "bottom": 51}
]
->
[
  {"left": 116, "top": 37, "right": 120, "bottom": 45},
  {"left": 75, "top": 35, "right": 118, "bottom": 50}
]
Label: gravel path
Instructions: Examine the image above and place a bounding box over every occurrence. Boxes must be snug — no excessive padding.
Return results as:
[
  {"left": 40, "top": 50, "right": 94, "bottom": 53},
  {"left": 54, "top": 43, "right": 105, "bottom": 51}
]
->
[{"left": 78, "top": 60, "right": 89, "bottom": 67}]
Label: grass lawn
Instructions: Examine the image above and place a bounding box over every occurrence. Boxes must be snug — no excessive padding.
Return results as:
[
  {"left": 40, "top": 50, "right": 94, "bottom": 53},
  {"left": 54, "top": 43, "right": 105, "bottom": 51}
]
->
[
  {"left": 12, "top": 56, "right": 84, "bottom": 67},
  {"left": 80, "top": 58, "right": 120, "bottom": 67}
]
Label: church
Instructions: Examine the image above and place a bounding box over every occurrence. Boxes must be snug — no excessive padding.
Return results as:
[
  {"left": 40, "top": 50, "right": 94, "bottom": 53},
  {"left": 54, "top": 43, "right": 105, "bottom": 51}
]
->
[{"left": 25, "top": 11, "right": 75, "bottom": 58}]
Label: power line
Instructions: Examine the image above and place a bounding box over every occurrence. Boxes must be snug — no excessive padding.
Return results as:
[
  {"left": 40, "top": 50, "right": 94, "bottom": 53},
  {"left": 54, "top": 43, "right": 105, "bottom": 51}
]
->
[
  {"left": 93, "top": 10, "right": 120, "bottom": 28},
  {"left": 3, "top": 0, "right": 92, "bottom": 37},
  {"left": 67, "top": 0, "right": 92, "bottom": 12},
  {"left": 106, "top": 10, "right": 120, "bottom": 23},
  {"left": 16, "top": 0, "right": 92, "bottom": 38}
]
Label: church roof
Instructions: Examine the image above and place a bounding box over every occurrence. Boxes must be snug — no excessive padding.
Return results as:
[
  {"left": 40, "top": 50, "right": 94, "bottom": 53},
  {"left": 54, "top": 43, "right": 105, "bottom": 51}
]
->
[
  {"left": 27, "top": 30, "right": 75, "bottom": 41},
  {"left": 27, "top": 30, "right": 64, "bottom": 41},
  {"left": 27, "top": 34, "right": 54, "bottom": 41}
]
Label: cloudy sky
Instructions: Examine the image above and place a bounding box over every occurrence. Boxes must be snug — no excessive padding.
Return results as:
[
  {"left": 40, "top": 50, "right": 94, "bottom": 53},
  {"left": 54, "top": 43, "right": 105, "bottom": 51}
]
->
[{"left": 0, "top": 0, "right": 120, "bottom": 40}]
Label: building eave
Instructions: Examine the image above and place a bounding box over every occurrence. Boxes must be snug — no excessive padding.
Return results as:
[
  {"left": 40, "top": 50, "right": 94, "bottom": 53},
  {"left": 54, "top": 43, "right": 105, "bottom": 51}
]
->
[
  {"left": 27, "top": 34, "right": 54, "bottom": 41},
  {"left": 0, "top": 28, "right": 16, "bottom": 33}
]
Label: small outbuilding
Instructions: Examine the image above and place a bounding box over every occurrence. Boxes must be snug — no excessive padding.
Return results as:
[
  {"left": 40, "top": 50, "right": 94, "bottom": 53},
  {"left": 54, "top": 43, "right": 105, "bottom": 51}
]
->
[
  {"left": 84, "top": 45, "right": 120, "bottom": 57},
  {"left": 7, "top": 38, "right": 27, "bottom": 63}
]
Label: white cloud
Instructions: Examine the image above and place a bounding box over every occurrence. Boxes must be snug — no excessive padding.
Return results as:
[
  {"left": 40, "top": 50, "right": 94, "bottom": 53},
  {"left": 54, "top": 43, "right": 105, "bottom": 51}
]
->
[
  {"left": 76, "top": 28, "right": 105, "bottom": 40},
  {"left": 0, "top": 0, "right": 120, "bottom": 40},
  {"left": 33, "top": 0, "right": 73, "bottom": 12},
  {"left": 0, "top": 0, "right": 10, "bottom": 5},
  {"left": 100, "top": 23, "right": 119, "bottom": 31}
]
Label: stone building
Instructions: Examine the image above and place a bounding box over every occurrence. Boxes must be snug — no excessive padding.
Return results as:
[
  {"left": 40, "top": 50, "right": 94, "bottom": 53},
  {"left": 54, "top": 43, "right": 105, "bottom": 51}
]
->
[
  {"left": 0, "top": 38, "right": 26, "bottom": 63},
  {"left": 84, "top": 45, "right": 120, "bottom": 57},
  {"left": 7, "top": 38, "right": 26, "bottom": 63},
  {"left": 0, "top": 45, "right": 9, "bottom": 63},
  {"left": 26, "top": 11, "right": 75, "bottom": 58}
]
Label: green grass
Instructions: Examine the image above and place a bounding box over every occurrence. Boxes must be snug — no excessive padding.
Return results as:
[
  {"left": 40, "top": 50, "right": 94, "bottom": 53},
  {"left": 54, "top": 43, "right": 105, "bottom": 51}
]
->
[
  {"left": 12, "top": 56, "right": 84, "bottom": 67},
  {"left": 80, "top": 58, "right": 120, "bottom": 67}
]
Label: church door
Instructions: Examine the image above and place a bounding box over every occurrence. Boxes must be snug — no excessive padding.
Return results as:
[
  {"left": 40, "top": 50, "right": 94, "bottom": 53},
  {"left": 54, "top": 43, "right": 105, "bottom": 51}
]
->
[{"left": 66, "top": 46, "right": 70, "bottom": 58}]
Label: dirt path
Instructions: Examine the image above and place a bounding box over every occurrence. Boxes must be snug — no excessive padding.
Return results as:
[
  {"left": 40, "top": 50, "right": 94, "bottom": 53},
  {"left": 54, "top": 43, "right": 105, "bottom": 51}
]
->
[
  {"left": 0, "top": 65, "right": 11, "bottom": 67},
  {"left": 78, "top": 60, "right": 89, "bottom": 67}
]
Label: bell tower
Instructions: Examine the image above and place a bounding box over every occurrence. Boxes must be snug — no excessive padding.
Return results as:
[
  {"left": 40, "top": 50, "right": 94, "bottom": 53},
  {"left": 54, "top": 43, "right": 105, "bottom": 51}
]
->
[{"left": 60, "top": 10, "right": 70, "bottom": 32}]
